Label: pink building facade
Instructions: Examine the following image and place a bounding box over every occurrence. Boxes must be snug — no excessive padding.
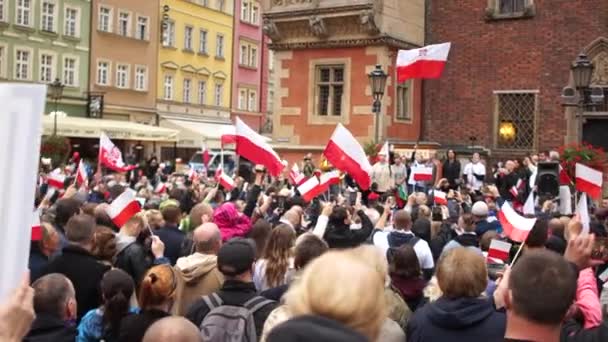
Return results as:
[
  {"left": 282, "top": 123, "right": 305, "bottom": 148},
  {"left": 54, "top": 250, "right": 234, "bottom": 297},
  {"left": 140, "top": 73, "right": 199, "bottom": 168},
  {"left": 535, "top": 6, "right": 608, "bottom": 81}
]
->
[{"left": 231, "top": 0, "right": 268, "bottom": 132}]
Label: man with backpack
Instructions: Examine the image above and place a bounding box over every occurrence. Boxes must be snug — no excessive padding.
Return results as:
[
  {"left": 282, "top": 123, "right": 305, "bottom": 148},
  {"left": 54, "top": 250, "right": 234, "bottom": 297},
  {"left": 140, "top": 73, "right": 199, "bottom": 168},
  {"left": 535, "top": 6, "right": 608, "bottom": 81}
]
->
[
  {"left": 186, "top": 238, "right": 278, "bottom": 341},
  {"left": 372, "top": 208, "right": 435, "bottom": 280}
]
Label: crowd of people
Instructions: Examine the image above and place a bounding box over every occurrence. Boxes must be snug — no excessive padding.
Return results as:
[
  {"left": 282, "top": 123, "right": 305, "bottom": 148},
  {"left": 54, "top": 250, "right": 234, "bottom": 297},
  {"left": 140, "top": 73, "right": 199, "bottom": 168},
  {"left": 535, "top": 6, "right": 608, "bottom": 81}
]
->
[{"left": 1, "top": 147, "right": 608, "bottom": 342}]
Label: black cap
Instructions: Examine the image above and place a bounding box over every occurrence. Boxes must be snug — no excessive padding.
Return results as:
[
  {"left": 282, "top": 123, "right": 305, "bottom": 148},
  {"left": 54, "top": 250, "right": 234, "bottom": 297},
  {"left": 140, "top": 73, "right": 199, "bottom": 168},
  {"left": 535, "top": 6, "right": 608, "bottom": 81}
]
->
[{"left": 217, "top": 238, "right": 256, "bottom": 276}]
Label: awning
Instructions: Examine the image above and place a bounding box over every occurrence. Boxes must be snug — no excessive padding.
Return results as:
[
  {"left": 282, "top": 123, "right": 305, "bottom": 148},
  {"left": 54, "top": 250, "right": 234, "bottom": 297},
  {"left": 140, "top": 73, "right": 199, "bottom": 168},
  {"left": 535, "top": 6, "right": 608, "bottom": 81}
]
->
[{"left": 42, "top": 115, "right": 178, "bottom": 142}]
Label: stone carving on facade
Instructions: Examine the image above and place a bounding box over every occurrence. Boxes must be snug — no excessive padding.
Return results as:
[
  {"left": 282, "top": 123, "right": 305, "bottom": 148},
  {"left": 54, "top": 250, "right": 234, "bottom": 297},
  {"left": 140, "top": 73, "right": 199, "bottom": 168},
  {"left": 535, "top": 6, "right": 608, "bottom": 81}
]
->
[
  {"left": 309, "top": 16, "right": 328, "bottom": 38},
  {"left": 263, "top": 18, "right": 282, "bottom": 41},
  {"left": 591, "top": 52, "right": 608, "bottom": 86},
  {"left": 359, "top": 9, "right": 379, "bottom": 35},
  {"left": 272, "top": 0, "right": 312, "bottom": 6}
]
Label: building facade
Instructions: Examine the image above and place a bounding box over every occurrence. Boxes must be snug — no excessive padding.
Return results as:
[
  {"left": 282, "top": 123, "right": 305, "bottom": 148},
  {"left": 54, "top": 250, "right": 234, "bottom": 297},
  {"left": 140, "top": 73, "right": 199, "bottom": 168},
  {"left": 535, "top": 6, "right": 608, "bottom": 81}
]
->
[
  {"left": 0, "top": 0, "right": 90, "bottom": 119},
  {"left": 261, "top": 0, "right": 425, "bottom": 164},
  {"left": 424, "top": 0, "right": 608, "bottom": 158},
  {"left": 157, "top": 0, "right": 235, "bottom": 161}
]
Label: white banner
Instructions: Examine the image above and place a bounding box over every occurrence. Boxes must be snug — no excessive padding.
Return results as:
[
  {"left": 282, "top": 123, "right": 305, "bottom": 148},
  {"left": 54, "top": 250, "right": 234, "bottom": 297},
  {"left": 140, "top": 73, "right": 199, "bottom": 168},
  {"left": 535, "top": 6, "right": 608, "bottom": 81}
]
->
[{"left": 0, "top": 84, "right": 46, "bottom": 300}]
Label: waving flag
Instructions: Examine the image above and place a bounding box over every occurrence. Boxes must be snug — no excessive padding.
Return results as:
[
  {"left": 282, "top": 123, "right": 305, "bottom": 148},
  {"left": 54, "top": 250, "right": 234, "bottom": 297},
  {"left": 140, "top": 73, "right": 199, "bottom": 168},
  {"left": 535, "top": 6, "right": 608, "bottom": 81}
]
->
[
  {"left": 297, "top": 171, "right": 340, "bottom": 202},
  {"left": 31, "top": 210, "right": 42, "bottom": 241},
  {"left": 99, "top": 132, "right": 137, "bottom": 172},
  {"left": 412, "top": 166, "right": 433, "bottom": 181},
  {"left": 498, "top": 201, "right": 537, "bottom": 243},
  {"left": 576, "top": 193, "right": 591, "bottom": 235},
  {"left": 106, "top": 190, "right": 141, "bottom": 228},
  {"left": 235, "top": 117, "right": 283, "bottom": 177},
  {"left": 201, "top": 144, "right": 210, "bottom": 167},
  {"left": 396, "top": 42, "right": 451, "bottom": 82},
  {"left": 289, "top": 164, "right": 306, "bottom": 186},
  {"left": 75, "top": 160, "right": 88, "bottom": 187},
  {"left": 434, "top": 190, "right": 447, "bottom": 206},
  {"left": 487, "top": 239, "right": 512, "bottom": 263},
  {"left": 47, "top": 169, "right": 65, "bottom": 189},
  {"left": 575, "top": 163, "right": 603, "bottom": 199},
  {"left": 523, "top": 191, "right": 535, "bottom": 216},
  {"left": 216, "top": 169, "right": 235, "bottom": 191},
  {"left": 154, "top": 182, "right": 167, "bottom": 194},
  {"left": 323, "top": 124, "right": 372, "bottom": 190},
  {"left": 559, "top": 164, "right": 572, "bottom": 185}
]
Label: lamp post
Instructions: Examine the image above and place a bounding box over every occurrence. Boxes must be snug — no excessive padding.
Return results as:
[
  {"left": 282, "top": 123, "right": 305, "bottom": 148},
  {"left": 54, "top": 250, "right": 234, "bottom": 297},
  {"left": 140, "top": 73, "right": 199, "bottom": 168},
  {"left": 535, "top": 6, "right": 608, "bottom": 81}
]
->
[
  {"left": 48, "top": 78, "right": 64, "bottom": 136},
  {"left": 368, "top": 64, "right": 388, "bottom": 143}
]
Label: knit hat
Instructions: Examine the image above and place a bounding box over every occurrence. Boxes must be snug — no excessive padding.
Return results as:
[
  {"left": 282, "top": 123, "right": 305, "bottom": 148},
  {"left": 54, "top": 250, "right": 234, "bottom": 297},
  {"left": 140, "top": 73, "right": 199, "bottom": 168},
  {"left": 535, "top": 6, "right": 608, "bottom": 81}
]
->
[
  {"left": 217, "top": 238, "right": 256, "bottom": 277},
  {"left": 471, "top": 201, "right": 489, "bottom": 217},
  {"left": 267, "top": 315, "right": 367, "bottom": 342}
]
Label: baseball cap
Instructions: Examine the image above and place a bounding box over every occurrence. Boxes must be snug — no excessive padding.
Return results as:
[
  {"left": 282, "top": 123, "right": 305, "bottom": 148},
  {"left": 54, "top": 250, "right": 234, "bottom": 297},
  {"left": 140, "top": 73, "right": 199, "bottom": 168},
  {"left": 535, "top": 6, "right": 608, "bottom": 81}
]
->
[
  {"left": 471, "top": 201, "right": 489, "bottom": 217},
  {"left": 217, "top": 239, "right": 256, "bottom": 277}
]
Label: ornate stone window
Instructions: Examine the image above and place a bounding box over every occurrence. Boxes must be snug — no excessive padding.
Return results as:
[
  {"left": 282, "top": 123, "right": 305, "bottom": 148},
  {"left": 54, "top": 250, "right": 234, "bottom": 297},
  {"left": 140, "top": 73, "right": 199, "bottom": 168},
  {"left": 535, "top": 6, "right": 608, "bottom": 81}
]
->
[
  {"left": 493, "top": 91, "right": 538, "bottom": 150},
  {"left": 486, "top": 0, "right": 535, "bottom": 20},
  {"left": 315, "top": 65, "right": 344, "bottom": 117},
  {"left": 395, "top": 80, "right": 412, "bottom": 122}
]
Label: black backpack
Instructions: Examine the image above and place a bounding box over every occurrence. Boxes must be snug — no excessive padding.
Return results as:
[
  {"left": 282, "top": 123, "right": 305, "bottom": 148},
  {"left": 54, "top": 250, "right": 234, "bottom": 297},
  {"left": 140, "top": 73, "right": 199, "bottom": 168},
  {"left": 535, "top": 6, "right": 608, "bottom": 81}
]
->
[{"left": 386, "top": 232, "right": 420, "bottom": 261}]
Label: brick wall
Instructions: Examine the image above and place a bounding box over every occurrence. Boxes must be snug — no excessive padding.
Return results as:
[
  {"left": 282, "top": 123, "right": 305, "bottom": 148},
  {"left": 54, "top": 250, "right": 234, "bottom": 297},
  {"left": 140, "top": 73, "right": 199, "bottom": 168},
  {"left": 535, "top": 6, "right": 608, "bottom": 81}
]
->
[{"left": 424, "top": 0, "right": 608, "bottom": 156}]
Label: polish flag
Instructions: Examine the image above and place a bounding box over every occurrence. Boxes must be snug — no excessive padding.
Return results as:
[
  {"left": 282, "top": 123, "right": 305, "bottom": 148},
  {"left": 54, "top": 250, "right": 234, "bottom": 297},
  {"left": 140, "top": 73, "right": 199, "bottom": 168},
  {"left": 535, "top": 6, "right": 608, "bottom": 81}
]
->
[
  {"left": 577, "top": 192, "right": 591, "bottom": 235},
  {"left": 154, "top": 182, "right": 167, "bottom": 194},
  {"left": 509, "top": 185, "right": 519, "bottom": 198},
  {"left": 235, "top": 117, "right": 283, "bottom": 177},
  {"left": 575, "top": 163, "right": 603, "bottom": 199},
  {"left": 289, "top": 164, "right": 306, "bottom": 186},
  {"left": 434, "top": 190, "right": 447, "bottom": 205},
  {"left": 523, "top": 191, "right": 535, "bottom": 216},
  {"left": 487, "top": 239, "right": 512, "bottom": 263},
  {"left": 47, "top": 169, "right": 65, "bottom": 189},
  {"left": 323, "top": 124, "right": 372, "bottom": 190},
  {"left": 297, "top": 177, "right": 322, "bottom": 202},
  {"left": 106, "top": 190, "right": 141, "bottom": 228},
  {"left": 412, "top": 166, "right": 433, "bottom": 181},
  {"left": 498, "top": 201, "right": 537, "bottom": 243},
  {"left": 216, "top": 170, "right": 235, "bottom": 191},
  {"left": 201, "top": 144, "right": 210, "bottom": 166},
  {"left": 31, "top": 210, "right": 42, "bottom": 241},
  {"left": 75, "top": 160, "right": 88, "bottom": 187},
  {"left": 559, "top": 164, "right": 572, "bottom": 185},
  {"left": 396, "top": 42, "right": 451, "bottom": 83},
  {"left": 99, "top": 132, "right": 137, "bottom": 172},
  {"left": 320, "top": 170, "right": 341, "bottom": 187}
]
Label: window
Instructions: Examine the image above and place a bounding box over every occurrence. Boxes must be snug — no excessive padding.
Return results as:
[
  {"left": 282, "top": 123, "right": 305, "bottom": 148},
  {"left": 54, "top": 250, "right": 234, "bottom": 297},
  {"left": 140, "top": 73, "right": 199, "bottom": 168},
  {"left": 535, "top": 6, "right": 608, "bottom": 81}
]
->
[
  {"left": 136, "top": 16, "right": 148, "bottom": 40},
  {"left": 250, "top": 47, "right": 258, "bottom": 68},
  {"left": 97, "top": 60, "right": 110, "bottom": 85},
  {"left": 495, "top": 92, "right": 537, "bottom": 150},
  {"left": 315, "top": 65, "right": 344, "bottom": 116},
  {"left": 241, "top": 2, "right": 249, "bottom": 21},
  {"left": 0, "top": 0, "right": 5, "bottom": 22},
  {"left": 64, "top": 7, "right": 79, "bottom": 37},
  {"left": 63, "top": 57, "right": 77, "bottom": 86},
  {"left": 216, "top": 0, "right": 225, "bottom": 12},
  {"left": 14, "top": 49, "right": 30, "bottom": 80},
  {"left": 240, "top": 45, "right": 248, "bottom": 65},
  {"left": 183, "top": 78, "right": 191, "bottom": 103},
  {"left": 241, "top": 1, "right": 260, "bottom": 24},
  {"left": 184, "top": 26, "right": 193, "bottom": 51},
  {"left": 251, "top": 4, "right": 259, "bottom": 24},
  {"left": 238, "top": 89, "right": 247, "bottom": 110},
  {"left": 135, "top": 66, "right": 147, "bottom": 91},
  {"left": 499, "top": 0, "right": 526, "bottom": 14},
  {"left": 248, "top": 90, "right": 257, "bottom": 112},
  {"left": 0, "top": 46, "right": 5, "bottom": 78},
  {"left": 487, "top": 0, "right": 534, "bottom": 19},
  {"left": 199, "top": 30, "right": 208, "bottom": 54},
  {"left": 216, "top": 35, "right": 224, "bottom": 58},
  {"left": 198, "top": 81, "right": 206, "bottom": 105},
  {"left": 16, "top": 0, "right": 33, "bottom": 27},
  {"left": 41, "top": 1, "right": 56, "bottom": 32},
  {"left": 40, "top": 53, "right": 54, "bottom": 82},
  {"left": 118, "top": 11, "right": 130, "bottom": 37},
  {"left": 239, "top": 41, "right": 259, "bottom": 68},
  {"left": 116, "top": 64, "right": 129, "bottom": 88},
  {"left": 396, "top": 81, "right": 411, "bottom": 121},
  {"left": 214, "top": 83, "right": 223, "bottom": 106},
  {"left": 162, "top": 21, "right": 175, "bottom": 47},
  {"left": 163, "top": 75, "right": 173, "bottom": 100},
  {"left": 99, "top": 6, "right": 112, "bottom": 32}
]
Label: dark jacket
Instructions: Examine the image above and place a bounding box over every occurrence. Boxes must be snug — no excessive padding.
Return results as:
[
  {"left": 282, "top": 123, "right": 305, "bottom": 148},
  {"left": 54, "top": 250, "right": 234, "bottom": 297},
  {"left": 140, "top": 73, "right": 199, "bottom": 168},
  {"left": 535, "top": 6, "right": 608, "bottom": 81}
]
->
[
  {"left": 412, "top": 218, "right": 431, "bottom": 243},
  {"left": 561, "top": 320, "right": 608, "bottom": 342},
  {"left": 155, "top": 224, "right": 186, "bottom": 265},
  {"left": 323, "top": 210, "right": 373, "bottom": 249},
  {"left": 260, "top": 283, "right": 290, "bottom": 302},
  {"left": 114, "top": 239, "right": 153, "bottom": 285},
  {"left": 29, "top": 245, "right": 49, "bottom": 282},
  {"left": 118, "top": 309, "right": 170, "bottom": 342},
  {"left": 186, "top": 280, "right": 278, "bottom": 338},
  {"left": 38, "top": 245, "right": 110, "bottom": 321},
  {"left": 24, "top": 313, "right": 77, "bottom": 342},
  {"left": 267, "top": 315, "right": 367, "bottom": 342},
  {"left": 407, "top": 297, "right": 506, "bottom": 342},
  {"left": 442, "top": 159, "right": 461, "bottom": 188},
  {"left": 430, "top": 223, "right": 457, "bottom": 261}
]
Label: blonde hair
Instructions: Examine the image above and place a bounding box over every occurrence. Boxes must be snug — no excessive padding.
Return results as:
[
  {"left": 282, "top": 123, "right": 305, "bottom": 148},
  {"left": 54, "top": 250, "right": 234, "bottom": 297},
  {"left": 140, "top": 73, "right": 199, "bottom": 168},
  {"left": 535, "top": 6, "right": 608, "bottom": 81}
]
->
[
  {"left": 437, "top": 248, "right": 487, "bottom": 298},
  {"left": 284, "top": 250, "right": 386, "bottom": 341}
]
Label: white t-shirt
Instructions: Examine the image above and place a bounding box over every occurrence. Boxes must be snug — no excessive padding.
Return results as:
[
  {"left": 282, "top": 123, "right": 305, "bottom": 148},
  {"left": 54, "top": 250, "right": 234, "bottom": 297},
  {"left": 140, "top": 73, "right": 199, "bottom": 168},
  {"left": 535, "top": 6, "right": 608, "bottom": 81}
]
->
[
  {"left": 463, "top": 161, "right": 486, "bottom": 191},
  {"left": 372, "top": 230, "right": 434, "bottom": 270}
]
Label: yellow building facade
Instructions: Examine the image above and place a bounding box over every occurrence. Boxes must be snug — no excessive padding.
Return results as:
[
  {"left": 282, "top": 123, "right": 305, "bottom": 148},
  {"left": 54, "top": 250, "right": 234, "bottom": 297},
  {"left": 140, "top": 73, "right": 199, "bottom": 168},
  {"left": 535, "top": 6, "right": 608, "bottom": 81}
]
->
[{"left": 157, "top": 0, "right": 234, "bottom": 160}]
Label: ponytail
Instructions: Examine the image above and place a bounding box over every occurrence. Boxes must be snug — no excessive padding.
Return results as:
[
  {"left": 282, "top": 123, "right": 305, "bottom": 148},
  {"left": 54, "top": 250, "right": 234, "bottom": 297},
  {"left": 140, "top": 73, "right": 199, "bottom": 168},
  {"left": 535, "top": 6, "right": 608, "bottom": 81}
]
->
[
  {"left": 103, "top": 290, "right": 129, "bottom": 336},
  {"left": 138, "top": 272, "right": 157, "bottom": 310}
]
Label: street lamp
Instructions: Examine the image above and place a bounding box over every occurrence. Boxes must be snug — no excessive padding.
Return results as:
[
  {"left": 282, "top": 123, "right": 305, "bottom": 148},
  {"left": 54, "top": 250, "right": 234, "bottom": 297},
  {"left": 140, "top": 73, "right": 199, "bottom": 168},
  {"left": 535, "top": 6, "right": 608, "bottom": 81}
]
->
[
  {"left": 572, "top": 54, "right": 594, "bottom": 89},
  {"left": 368, "top": 64, "right": 388, "bottom": 143},
  {"left": 48, "top": 78, "right": 64, "bottom": 136}
]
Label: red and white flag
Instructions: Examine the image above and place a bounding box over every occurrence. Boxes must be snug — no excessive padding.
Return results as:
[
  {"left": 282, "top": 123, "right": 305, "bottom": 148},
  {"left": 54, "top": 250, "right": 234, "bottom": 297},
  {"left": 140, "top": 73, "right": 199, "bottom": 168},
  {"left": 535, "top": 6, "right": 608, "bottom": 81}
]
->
[
  {"left": 576, "top": 192, "right": 591, "bottom": 235},
  {"left": 154, "top": 182, "right": 167, "bottom": 194},
  {"left": 31, "top": 210, "right": 42, "bottom": 241},
  {"left": 99, "top": 132, "right": 137, "bottom": 172},
  {"left": 434, "top": 190, "right": 447, "bottom": 206},
  {"left": 323, "top": 124, "right": 372, "bottom": 190},
  {"left": 75, "top": 160, "right": 88, "bottom": 187},
  {"left": 201, "top": 144, "right": 210, "bottom": 167},
  {"left": 47, "top": 169, "right": 65, "bottom": 189},
  {"left": 289, "top": 164, "right": 306, "bottom": 186},
  {"left": 235, "top": 117, "right": 283, "bottom": 177},
  {"left": 297, "top": 171, "right": 340, "bottom": 202},
  {"left": 575, "top": 163, "right": 603, "bottom": 199},
  {"left": 106, "top": 190, "right": 141, "bottom": 228},
  {"left": 523, "top": 191, "right": 535, "bottom": 216},
  {"left": 487, "top": 239, "right": 512, "bottom": 263},
  {"left": 412, "top": 166, "right": 433, "bottom": 181},
  {"left": 559, "top": 164, "right": 572, "bottom": 185},
  {"left": 320, "top": 170, "right": 341, "bottom": 187},
  {"left": 216, "top": 169, "right": 235, "bottom": 191},
  {"left": 396, "top": 42, "right": 451, "bottom": 82},
  {"left": 498, "top": 201, "right": 537, "bottom": 243},
  {"left": 509, "top": 185, "right": 519, "bottom": 198}
]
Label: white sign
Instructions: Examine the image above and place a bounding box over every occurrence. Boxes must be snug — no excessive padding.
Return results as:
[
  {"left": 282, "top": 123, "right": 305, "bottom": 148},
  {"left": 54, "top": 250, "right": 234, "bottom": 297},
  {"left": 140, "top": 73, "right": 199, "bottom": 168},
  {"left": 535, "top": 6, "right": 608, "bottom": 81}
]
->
[{"left": 0, "top": 84, "right": 46, "bottom": 300}]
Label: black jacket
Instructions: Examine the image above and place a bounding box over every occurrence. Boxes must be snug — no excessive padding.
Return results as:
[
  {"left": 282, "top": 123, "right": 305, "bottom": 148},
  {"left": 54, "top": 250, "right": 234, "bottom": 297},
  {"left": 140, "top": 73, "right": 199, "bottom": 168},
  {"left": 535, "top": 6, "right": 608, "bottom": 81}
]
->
[
  {"left": 323, "top": 210, "right": 373, "bottom": 249},
  {"left": 442, "top": 159, "right": 461, "bottom": 187},
  {"left": 155, "top": 224, "right": 186, "bottom": 265},
  {"left": 186, "top": 280, "right": 278, "bottom": 338},
  {"left": 38, "top": 245, "right": 110, "bottom": 321},
  {"left": 24, "top": 313, "right": 77, "bottom": 342},
  {"left": 407, "top": 297, "right": 506, "bottom": 342},
  {"left": 267, "top": 315, "right": 367, "bottom": 342},
  {"left": 561, "top": 320, "right": 608, "bottom": 342},
  {"left": 118, "top": 309, "right": 170, "bottom": 342},
  {"left": 114, "top": 241, "right": 153, "bottom": 285}
]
